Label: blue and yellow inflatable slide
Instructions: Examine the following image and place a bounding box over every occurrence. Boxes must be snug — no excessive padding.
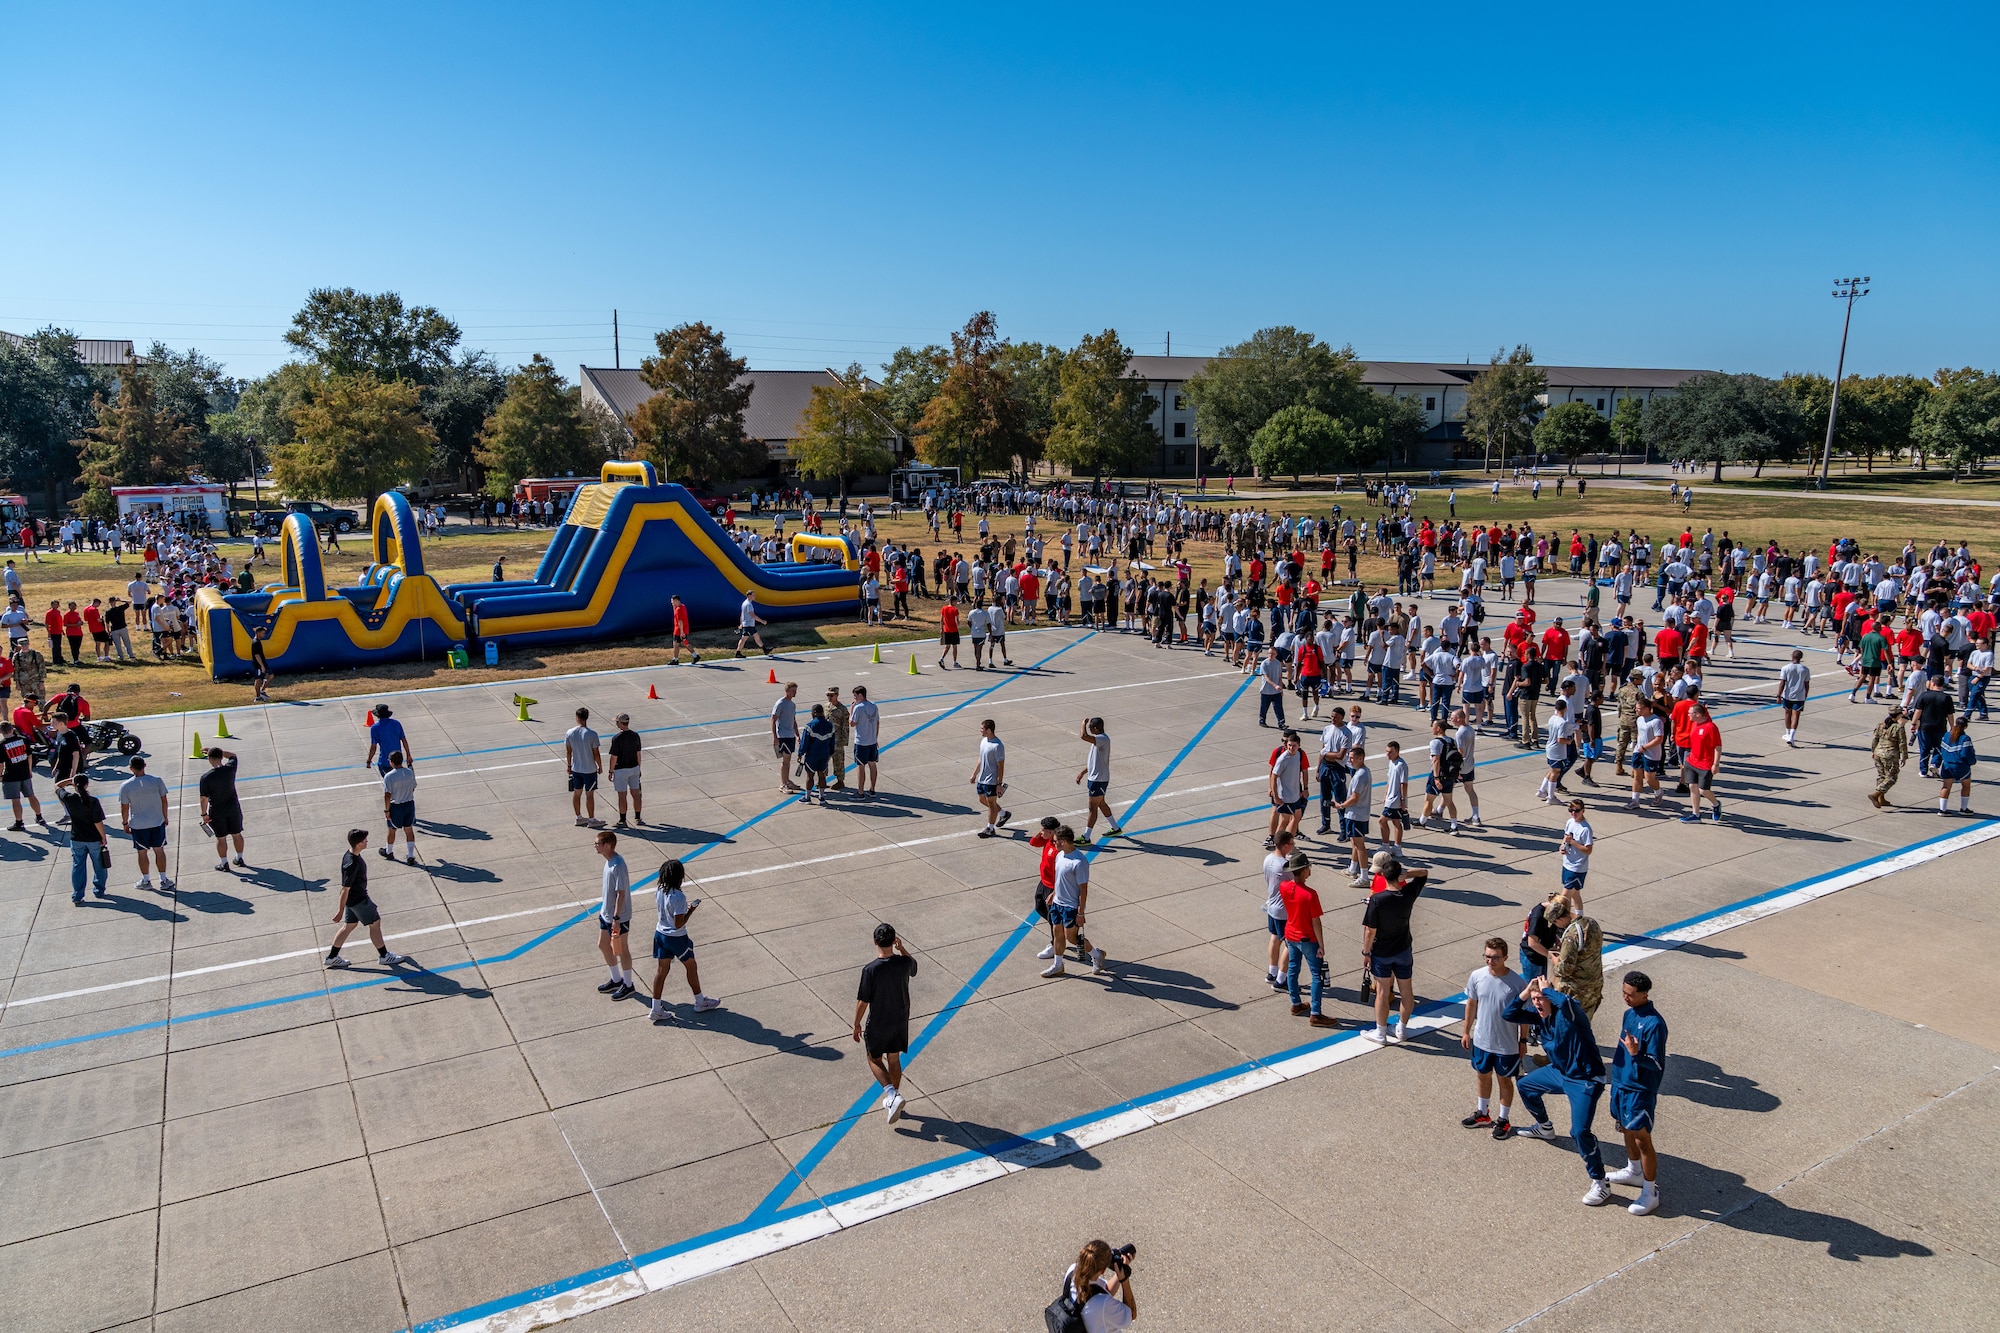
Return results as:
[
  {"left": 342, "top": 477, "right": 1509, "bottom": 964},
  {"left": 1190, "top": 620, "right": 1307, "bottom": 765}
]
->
[{"left": 197, "top": 463, "right": 860, "bottom": 679}]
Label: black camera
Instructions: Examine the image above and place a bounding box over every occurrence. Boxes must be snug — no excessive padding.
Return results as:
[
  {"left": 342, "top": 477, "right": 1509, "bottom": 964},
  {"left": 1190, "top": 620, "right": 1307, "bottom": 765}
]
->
[{"left": 1110, "top": 1243, "right": 1136, "bottom": 1278}]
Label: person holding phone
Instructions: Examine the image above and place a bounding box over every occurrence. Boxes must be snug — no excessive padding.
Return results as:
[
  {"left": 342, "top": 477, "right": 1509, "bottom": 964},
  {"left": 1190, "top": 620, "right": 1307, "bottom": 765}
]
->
[{"left": 648, "top": 857, "right": 720, "bottom": 1023}]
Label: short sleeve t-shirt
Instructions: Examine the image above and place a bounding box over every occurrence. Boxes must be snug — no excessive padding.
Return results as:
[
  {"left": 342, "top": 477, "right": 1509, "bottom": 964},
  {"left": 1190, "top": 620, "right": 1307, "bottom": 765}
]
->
[
  {"left": 1272, "top": 753, "right": 1304, "bottom": 804},
  {"left": 1346, "top": 765, "right": 1373, "bottom": 821},
  {"left": 1465, "top": 967, "right": 1526, "bottom": 1055},
  {"left": 1362, "top": 879, "right": 1424, "bottom": 956},
  {"left": 339, "top": 850, "right": 371, "bottom": 903},
  {"left": 608, "top": 729, "right": 642, "bottom": 770},
  {"left": 198, "top": 756, "right": 241, "bottom": 811},
  {"left": 565, "top": 725, "right": 601, "bottom": 773},
  {"left": 1051, "top": 849, "right": 1089, "bottom": 909},
  {"left": 1084, "top": 733, "right": 1111, "bottom": 783},
  {"left": 1779, "top": 661, "right": 1812, "bottom": 702},
  {"left": 368, "top": 717, "right": 408, "bottom": 764},
  {"left": 656, "top": 886, "right": 689, "bottom": 936},
  {"left": 1382, "top": 757, "right": 1408, "bottom": 809},
  {"left": 1686, "top": 720, "right": 1722, "bottom": 770},
  {"left": 118, "top": 773, "right": 170, "bottom": 829},
  {"left": 770, "top": 697, "right": 798, "bottom": 739},
  {"left": 382, "top": 767, "right": 418, "bottom": 804},
  {"left": 976, "top": 736, "right": 1005, "bottom": 785},
  {"left": 1261, "top": 850, "right": 1288, "bottom": 919},
  {"left": 857, "top": 954, "right": 918, "bottom": 1035},
  {"left": 1278, "top": 879, "right": 1322, "bottom": 943},
  {"left": 1561, "top": 817, "right": 1593, "bottom": 873},
  {"left": 850, "top": 700, "right": 880, "bottom": 746}
]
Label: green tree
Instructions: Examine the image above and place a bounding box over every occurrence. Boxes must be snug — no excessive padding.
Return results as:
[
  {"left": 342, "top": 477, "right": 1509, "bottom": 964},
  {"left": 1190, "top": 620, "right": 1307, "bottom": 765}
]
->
[
  {"left": 274, "top": 372, "right": 437, "bottom": 500},
  {"left": 0, "top": 327, "right": 103, "bottom": 514},
  {"left": 1044, "top": 330, "right": 1158, "bottom": 482},
  {"left": 424, "top": 350, "right": 508, "bottom": 487},
  {"left": 474, "top": 355, "right": 607, "bottom": 496},
  {"left": 1534, "top": 400, "right": 1612, "bottom": 473},
  {"left": 1182, "top": 327, "right": 1368, "bottom": 473},
  {"left": 879, "top": 344, "right": 946, "bottom": 441},
  {"left": 71, "top": 366, "right": 198, "bottom": 517},
  {"left": 283, "top": 287, "right": 462, "bottom": 382},
  {"left": 625, "top": 322, "right": 762, "bottom": 486},
  {"left": 1913, "top": 369, "right": 2000, "bottom": 477},
  {"left": 135, "top": 342, "right": 241, "bottom": 486},
  {"left": 1610, "top": 395, "right": 1647, "bottom": 456},
  {"left": 914, "top": 312, "right": 1032, "bottom": 478},
  {"left": 997, "top": 340, "right": 1063, "bottom": 476},
  {"left": 1249, "top": 405, "right": 1343, "bottom": 484},
  {"left": 1643, "top": 373, "right": 1805, "bottom": 481},
  {"left": 1839, "top": 375, "right": 1931, "bottom": 471},
  {"left": 791, "top": 364, "right": 896, "bottom": 500},
  {"left": 1352, "top": 392, "right": 1426, "bottom": 472},
  {"left": 1462, "top": 345, "right": 1546, "bottom": 472}
]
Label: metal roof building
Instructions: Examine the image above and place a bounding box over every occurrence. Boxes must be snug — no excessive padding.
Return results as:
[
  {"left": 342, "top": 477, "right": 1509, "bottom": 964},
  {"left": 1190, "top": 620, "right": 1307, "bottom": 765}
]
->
[{"left": 0, "top": 331, "right": 136, "bottom": 366}]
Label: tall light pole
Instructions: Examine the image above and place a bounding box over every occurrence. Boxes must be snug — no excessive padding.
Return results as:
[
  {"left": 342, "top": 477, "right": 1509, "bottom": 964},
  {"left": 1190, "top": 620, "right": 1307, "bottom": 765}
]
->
[{"left": 1816, "top": 276, "right": 1869, "bottom": 490}]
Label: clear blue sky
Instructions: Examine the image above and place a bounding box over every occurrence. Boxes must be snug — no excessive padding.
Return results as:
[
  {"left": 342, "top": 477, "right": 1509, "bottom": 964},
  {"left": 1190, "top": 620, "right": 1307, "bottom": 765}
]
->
[{"left": 3, "top": 2, "right": 1994, "bottom": 383}]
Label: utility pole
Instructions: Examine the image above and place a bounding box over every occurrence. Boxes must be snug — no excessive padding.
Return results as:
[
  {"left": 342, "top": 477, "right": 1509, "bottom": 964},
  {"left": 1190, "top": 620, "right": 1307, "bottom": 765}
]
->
[
  {"left": 613, "top": 310, "right": 620, "bottom": 369},
  {"left": 1817, "top": 277, "right": 1869, "bottom": 490},
  {"left": 1166, "top": 331, "right": 1171, "bottom": 356}
]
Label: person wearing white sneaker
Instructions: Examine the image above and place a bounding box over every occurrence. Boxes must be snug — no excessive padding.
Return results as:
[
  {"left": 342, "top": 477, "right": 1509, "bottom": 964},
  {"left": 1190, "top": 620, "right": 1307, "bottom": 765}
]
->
[
  {"left": 854, "top": 922, "right": 918, "bottom": 1123},
  {"left": 117, "top": 755, "right": 172, "bottom": 890},
  {"left": 1042, "top": 827, "right": 1092, "bottom": 978},
  {"left": 1502, "top": 975, "right": 1611, "bottom": 1204},
  {"left": 647, "top": 857, "right": 720, "bottom": 1023},
  {"left": 1776, "top": 649, "right": 1811, "bottom": 746},
  {"left": 1460, "top": 938, "right": 1527, "bottom": 1139},
  {"left": 970, "top": 718, "right": 1010, "bottom": 837},
  {"left": 380, "top": 750, "right": 421, "bottom": 865},
  {"left": 1607, "top": 970, "right": 1669, "bottom": 1216},
  {"left": 197, "top": 746, "right": 248, "bottom": 872},
  {"left": 1261, "top": 829, "right": 1295, "bottom": 991},
  {"left": 1360, "top": 856, "right": 1428, "bottom": 1043},
  {"left": 325, "top": 829, "right": 410, "bottom": 969}
]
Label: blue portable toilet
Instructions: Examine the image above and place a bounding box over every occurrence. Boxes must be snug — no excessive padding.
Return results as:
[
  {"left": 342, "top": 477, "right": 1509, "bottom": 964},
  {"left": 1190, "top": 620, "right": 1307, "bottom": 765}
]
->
[{"left": 484, "top": 640, "right": 499, "bottom": 667}]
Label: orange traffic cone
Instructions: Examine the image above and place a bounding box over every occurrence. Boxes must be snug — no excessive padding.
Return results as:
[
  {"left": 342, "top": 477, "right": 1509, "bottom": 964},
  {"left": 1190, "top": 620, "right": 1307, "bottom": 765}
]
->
[
  {"left": 647, "top": 683, "right": 659, "bottom": 700},
  {"left": 766, "top": 667, "right": 779, "bottom": 684},
  {"left": 364, "top": 708, "right": 375, "bottom": 726}
]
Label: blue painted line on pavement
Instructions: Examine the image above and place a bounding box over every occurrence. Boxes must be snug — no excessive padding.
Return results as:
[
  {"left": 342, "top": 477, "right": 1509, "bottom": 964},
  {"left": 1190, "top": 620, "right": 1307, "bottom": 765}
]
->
[{"left": 747, "top": 671, "right": 1253, "bottom": 1220}]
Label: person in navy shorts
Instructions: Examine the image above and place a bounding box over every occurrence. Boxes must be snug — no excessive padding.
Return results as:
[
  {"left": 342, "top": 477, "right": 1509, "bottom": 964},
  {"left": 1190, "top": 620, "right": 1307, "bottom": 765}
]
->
[{"left": 1605, "top": 970, "right": 1669, "bottom": 1215}]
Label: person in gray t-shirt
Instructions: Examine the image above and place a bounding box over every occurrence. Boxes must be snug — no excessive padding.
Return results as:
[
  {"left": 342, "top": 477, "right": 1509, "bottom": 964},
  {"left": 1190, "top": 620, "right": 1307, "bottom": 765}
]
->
[
  {"left": 1075, "top": 717, "right": 1120, "bottom": 843},
  {"left": 565, "top": 707, "right": 603, "bottom": 828},
  {"left": 118, "top": 757, "right": 173, "bottom": 891},
  {"left": 770, "top": 682, "right": 801, "bottom": 793}
]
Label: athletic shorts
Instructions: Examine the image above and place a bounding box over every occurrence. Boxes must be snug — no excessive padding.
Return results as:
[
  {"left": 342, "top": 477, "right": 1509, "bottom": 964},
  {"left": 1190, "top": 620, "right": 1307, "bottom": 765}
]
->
[
  {"left": 1087, "top": 780, "right": 1108, "bottom": 797},
  {"left": 939, "top": 631, "right": 960, "bottom": 646},
  {"left": 1048, "top": 903, "right": 1078, "bottom": 927},
  {"left": 568, "top": 771, "right": 599, "bottom": 791},
  {"left": 653, "top": 931, "right": 694, "bottom": 961},
  {"left": 1561, "top": 868, "right": 1587, "bottom": 893},
  {"left": 388, "top": 800, "right": 416, "bottom": 830},
  {"left": 1683, "top": 762, "right": 1714, "bottom": 790},
  {"left": 1369, "top": 948, "right": 1414, "bottom": 980},
  {"left": 1274, "top": 797, "right": 1306, "bottom": 816},
  {"left": 1267, "top": 913, "right": 1285, "bottom": 937},
  {"left": 1426, "top": 775, "right": 1455, "bottom": 795},
  {"left": 1340, "top": 817, "right": 1369, "bottom": 840},
  {"left": 342, "top": 898, "right": 380, "bottom": 926},
  {"left": 773, "top": 738, "right": 795, "bottom": 756},
  {"left": 599, "top": 916, "right": 631, "bottom": 936},
  {"left": 1462, "top": 689, "right": 1486, "bottom": 705},
  {"left": 1470, "top": 1047, "right": 1522, "bottom": 1079},
  {"left": 207, "top": 804, "right": 244, "bottom": 837},
  {"left": 1634, "top": 754, "right": 1662, "bottom": 774},
  {"left": 1380, "top": 805, "right": 1408, "bottom": 823},
  {"left": 864, "top": 1023, "right": 909, "bottom": 1058},
  {"left": 854, "top": 743, "right": 879, "bottom": 764},
  {"left": 976, "top": 781, "right": 999, "bottom": 798},
  {"left": 1782, "top": 697, "right": 1807, "bottom": 714},
  {"left": 1611, "top": 1087, "right": 1658, "bottom": 1132},
  {"left": 3, "top": 778, "right": 34, "bottom": 799},
  {"left": 612, "top": 768, "right": 641, "bottom": 793},
  {"left": 130, "top": 825, "right": 167, "bottom": 850}
]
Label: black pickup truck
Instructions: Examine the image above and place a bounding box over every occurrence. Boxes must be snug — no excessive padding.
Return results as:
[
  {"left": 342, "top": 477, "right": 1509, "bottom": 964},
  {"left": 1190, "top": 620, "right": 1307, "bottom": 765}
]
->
[{"left": 251, "top": 500, "right": 362, "bottom": 535}]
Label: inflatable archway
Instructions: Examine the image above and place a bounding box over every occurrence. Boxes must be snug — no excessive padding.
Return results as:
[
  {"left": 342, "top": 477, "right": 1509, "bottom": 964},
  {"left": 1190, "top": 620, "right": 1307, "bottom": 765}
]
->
[{"left": 276, "top": 512, "right": 325, "bottom": 602}]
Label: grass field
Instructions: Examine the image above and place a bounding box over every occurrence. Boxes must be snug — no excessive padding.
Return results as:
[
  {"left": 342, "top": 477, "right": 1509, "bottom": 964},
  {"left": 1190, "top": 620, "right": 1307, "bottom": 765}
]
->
[{"left": 9, "top": 480, "right": 1977, "bottom": 721}]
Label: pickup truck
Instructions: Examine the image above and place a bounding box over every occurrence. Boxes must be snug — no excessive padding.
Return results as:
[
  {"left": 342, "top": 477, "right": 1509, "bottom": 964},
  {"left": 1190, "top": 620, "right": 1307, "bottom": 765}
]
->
[{"left": 252, "top": 501, "right": 362, "bottom": 535}]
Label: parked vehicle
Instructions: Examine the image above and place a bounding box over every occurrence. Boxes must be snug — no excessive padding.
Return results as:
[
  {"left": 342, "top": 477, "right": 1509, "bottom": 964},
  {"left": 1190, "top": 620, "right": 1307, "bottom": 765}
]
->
[
  {"left": 27, "top": 719, "right": 143, "bottom": 761},
  {"left": 253, "top": 500, "right": 360, "bottom": 535}
]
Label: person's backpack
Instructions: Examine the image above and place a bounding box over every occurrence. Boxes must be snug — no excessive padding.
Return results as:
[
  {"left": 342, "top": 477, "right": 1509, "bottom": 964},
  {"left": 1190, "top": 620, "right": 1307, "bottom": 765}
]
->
[
  {"left": 1439, "top": 736, "right": 1463, "bottom": 782},
  {"left": 1044, "top": 1271, "right": 1090, "bottom": 1333}
]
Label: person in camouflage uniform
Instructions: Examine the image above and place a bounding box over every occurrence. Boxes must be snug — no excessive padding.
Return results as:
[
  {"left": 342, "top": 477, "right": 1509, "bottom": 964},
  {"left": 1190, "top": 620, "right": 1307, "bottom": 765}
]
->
[
  {"left": 1869, "top": 707, "right": 1909, "bottom": 807},
  {"left": 1554, "top": 910, "right": 1606, "bottom": 1018},
  {"left": 12, "top": 646, "right": 47, "bottom": 705},
  {"left": 824, "top": 686, "right": 850, "bottom": 790},
  {"left": 1613, "top": 671, "right": 1643, "bottom": 776}
]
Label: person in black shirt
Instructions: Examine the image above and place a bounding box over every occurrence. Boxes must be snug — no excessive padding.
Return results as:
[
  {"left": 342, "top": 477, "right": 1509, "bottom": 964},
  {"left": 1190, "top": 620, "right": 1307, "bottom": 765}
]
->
[
  {"left": 1513, "top": 647, "right": 1550, "bottom": 748},
  {"left": 608, "top": 713, "right": 644, "bottom": 828},
  {"left": 249, "top": 626, "right": 271, "bottom": 703},
  {"left": 105, "top": 596, "right": 135, "bottom": 662},
  {"left": 56, "top": 772, "right": 110, "bottom": 903},
  {"left": 325, "top": 828, "right": 411, "bottom": 970},
  {"left": 1912, "top": 677, "right": 1956, "bottom": 778},
  {"left": 1361, "top": 856, "right": 1429, "bottom": 1044},
  {"left": 199, "top": 746, "right": 247, "bottom": 870},
  {"left": 853, "top": 921, "right": 918, "bottom": 1124},
  {"left": 2, "top": 721, "right": 49, "bottom": 830}
]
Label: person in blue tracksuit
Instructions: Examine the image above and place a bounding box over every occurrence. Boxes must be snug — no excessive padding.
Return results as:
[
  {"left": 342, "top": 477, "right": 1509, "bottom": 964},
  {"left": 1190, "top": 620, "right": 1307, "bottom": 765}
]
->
[
  {"left": 1936, "top": 716, "right": 1978, "bottom": 815},
  {"left": 1605, "top": 970, "right": 1669, "bottom": 1216},
  {"left": 1503, "top": 974, "right": 1612, "bottom": 1206}
]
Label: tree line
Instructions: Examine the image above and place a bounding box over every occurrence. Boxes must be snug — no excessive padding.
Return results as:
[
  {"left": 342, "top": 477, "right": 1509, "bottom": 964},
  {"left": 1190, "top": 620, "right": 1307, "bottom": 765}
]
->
[{"left": 5, "top": 296, "right": 1994, "bottom": 515}]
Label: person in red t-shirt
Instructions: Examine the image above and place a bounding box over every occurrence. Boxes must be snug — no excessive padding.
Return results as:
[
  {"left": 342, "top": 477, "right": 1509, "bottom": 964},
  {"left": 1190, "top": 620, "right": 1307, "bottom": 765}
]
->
[
  {"left": 1503, "top": 618, "right": 1530, "bottom": 662},
  {"left": 1029, "top": 817, "right": 1092, "bottom": 964},
  {"left": 1540, "top": 621, "right": 1571, "bottom": 666},
  {"left": 937, "top": 598, "right": 962, "bottom": 669},
  {"left": 43, "top": 601, "right": 66, "bottom": 664},
  {"left": 1685, "top": 621, "right": 1709, "bottom": 665},
  {"left": 1669, "top": 686, "right": 1700, "bottom": 788},
  {"left": 1680, "top": 703, "right": 1723, "bottom": 823},
  {"left": 1017, "top": 567, "right": 1039, "bottom": 625},
  {"left": 1655, "top": 622, "right": 1684, "bottom": 668},
  {"left": 1278, "top": 852, "right": 1337, "bottom": 1027},
  {"left": 669, "top": 593, "right": 698, "bottom": 665}
]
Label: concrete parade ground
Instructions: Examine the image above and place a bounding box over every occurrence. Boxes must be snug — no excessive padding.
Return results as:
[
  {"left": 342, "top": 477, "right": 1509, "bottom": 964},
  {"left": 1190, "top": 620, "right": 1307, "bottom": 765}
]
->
[{"left": 1, "top": 612, "right": 1995, "bottom": 1332}]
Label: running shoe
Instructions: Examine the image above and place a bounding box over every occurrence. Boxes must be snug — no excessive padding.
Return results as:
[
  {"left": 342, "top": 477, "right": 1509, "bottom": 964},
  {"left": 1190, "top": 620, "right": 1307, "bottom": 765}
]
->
[
  {"left": 997, "top": 809, "right": 1012, "bottom": 828},
  {"left": 1105, "top": 825, "right": 1122, "bottom": 836},
  {"left": 597, "top": 978, "right": 621, "bottom": 993},
  {"left": 1517, "top": 1121, "right": 1558, "bottom": 1141},
  {"left": 886, "top": 1094, "right": 905, "bottom": 1124},
  {"left": 232, "top": 855, "right": 247, "bottom": 866},
  {"left": 1605, "top": 1163, "right": 1645, "bottom": 1186},
  {"left": 325, "top": 955, "right": 351, "bottom": 969},
  {"left": 1628, "top": 1186, "right": 1661, "bottom": 1216},
  {"left": 977, "top": 827, "right": 996, "bottom": 839},
  {"left": 1076, "top": 831, "right": 1093, "bottom": 845},
  {"left": 1461, "top": 1111, "right": 1493, "bottom": 1128},
  {"left": 1040, "top": 960, "right": 1065, "bottom": 978},
  {"left": 159, "top": 877, "right": 175, "bottom": 891},
  {"left": 215, "top": 859, "right": 229, "bottom": 871},
  {"left": 1710, "top": 803, "right": 1723, "bottom": 823},
  {"left": 380, "top": 952, "right": 412, "bottom": 966},
  {"left": 692, "top": 995, "right": 720, "bottom": 1012},
  {"left": 1581, "top": 1180, "right": 1614, "bottom": 1207},
  {"left": 1678, "top": 811, "right": 1700, "bottom": 823},
  {"left": 610, "top": 982, "right": 635, "bottom": 1000},
  {"left": 1490, "top": 1118, "right": 1514, "bottom": 1140}
]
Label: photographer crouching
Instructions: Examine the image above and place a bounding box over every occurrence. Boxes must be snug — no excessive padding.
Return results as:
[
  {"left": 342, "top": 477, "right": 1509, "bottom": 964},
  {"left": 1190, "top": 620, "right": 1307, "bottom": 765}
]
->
[{"left": 1046, "top": 1239, "right": 1137, "bottom": 1331}]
